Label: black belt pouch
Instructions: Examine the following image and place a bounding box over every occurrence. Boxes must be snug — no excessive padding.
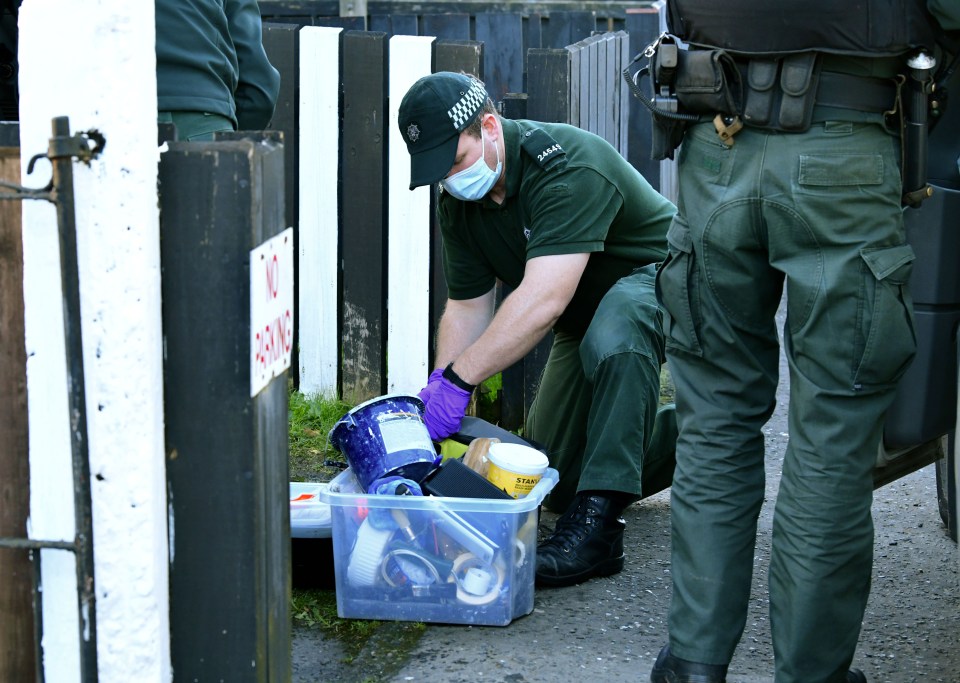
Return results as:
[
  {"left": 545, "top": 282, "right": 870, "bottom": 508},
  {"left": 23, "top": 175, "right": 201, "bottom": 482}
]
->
[
  {"left": 778, "top": 52, "right": 821, "bottom": 131},
  {"left": 743, "top": 59, "right": 779, "bottom": 127},
  {"left": 675, "top": 49, "right": 742, "bottom": 116}
]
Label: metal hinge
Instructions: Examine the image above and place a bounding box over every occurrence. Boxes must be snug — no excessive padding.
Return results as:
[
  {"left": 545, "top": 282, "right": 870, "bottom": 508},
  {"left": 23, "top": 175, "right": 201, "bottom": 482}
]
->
[{"left": 0, "top": 126, "right": 106, "bottom": 203}]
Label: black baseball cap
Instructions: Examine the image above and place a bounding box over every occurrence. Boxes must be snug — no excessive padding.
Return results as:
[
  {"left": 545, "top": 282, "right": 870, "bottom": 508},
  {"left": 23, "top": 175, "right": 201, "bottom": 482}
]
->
[{"left": 398, "top": 72, "right": 490, "bottom": 189}]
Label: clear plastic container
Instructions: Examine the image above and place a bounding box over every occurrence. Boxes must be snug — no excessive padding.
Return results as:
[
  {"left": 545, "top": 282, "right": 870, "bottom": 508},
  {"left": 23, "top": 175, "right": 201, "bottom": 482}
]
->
[
  {"left": 319, "top": 466, "right": 559, "bottom": 626},
  {"left": 290, "top": 482, "right": 332, "bottom": 539}
]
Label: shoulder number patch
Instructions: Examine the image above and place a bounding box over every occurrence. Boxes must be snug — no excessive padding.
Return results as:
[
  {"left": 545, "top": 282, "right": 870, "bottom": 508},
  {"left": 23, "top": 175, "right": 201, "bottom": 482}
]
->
[
  {"left": 521, "top": 128, "right": 567, "bottom": 171},
  {"left": 538, "top": 144, "right": 563, "bottom": 163}
]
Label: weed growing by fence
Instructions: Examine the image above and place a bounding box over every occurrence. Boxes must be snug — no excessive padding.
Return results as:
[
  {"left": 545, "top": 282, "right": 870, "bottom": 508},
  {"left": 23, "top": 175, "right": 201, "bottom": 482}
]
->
[
  {"left": 291, "top": 587, "right": 426, "bottom": 668},
  {"left": 288, "top": 387, "right": 352, "bottom": 482}
]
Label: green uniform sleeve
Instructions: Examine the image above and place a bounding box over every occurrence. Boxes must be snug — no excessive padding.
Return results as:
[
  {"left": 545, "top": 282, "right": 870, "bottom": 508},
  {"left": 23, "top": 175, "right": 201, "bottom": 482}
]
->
[
  {"left": 227, "top": 0, "right": 281, "bottom": 130},
  {"left": 524, "top": 165, "right": 623, "bottom": 259}
]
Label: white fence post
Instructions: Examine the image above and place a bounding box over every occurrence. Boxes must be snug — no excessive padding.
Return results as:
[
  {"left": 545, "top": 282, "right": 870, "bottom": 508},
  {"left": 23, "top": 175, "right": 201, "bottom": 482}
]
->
[
  {"left": 298, "top": 26, "right": 342, "bottom": 398},
  {"left": 387, "top": 35, "right": 434, "bottom": 395},
  {"left": 18, "top": 1, "right": 170, "bottom": 680}
]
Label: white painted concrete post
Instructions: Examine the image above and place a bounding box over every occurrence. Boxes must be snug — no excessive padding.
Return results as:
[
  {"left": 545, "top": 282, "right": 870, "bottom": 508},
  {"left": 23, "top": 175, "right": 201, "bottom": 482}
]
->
[
  {"left": 18, "top": 1, "right": 170, "bottom": 681},
  {"left": 387, "top": 35, "right": 434, "bottom": 394},
  {"left": 298, "top": 26, "right": 341, "bottom": 398}
]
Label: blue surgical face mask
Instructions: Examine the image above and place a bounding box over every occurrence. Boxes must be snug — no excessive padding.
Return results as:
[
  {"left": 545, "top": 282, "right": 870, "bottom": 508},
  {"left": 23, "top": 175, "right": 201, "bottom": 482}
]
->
[{"left": 440, "top": 128, "right": 501, "bottom": 201}]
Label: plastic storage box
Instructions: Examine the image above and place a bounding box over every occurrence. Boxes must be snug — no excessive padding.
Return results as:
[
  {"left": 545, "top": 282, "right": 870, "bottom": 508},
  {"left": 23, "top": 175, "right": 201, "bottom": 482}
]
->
[
  {"left": 290, "top": 482, "right": 332, "bottom": 539},
  {"left": 320, "top": 465, "right": 558, "bottom": 626}
]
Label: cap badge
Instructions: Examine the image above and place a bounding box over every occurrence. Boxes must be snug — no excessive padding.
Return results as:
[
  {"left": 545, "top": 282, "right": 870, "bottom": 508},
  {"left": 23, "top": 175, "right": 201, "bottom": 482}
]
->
[{"left": 407, "top": 123, "right": 420, "bottom": 142}]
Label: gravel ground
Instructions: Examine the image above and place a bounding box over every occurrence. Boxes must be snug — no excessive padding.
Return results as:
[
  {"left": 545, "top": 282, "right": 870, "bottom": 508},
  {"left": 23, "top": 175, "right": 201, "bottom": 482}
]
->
[{"left": 293, "top": 307, "right": 960, "bottom": 683}]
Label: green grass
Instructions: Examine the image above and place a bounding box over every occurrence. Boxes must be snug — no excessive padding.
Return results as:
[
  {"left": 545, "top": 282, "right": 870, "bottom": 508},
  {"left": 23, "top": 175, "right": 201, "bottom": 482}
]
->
[
  {"left": 290, "top": 588, "right": 378, "bottom": 636},
  {"left": 288, "top": 389, "right": 352, "bottom": 482},
  {"left": 291, "top": 587, "right": 426, "bottom": 666}
]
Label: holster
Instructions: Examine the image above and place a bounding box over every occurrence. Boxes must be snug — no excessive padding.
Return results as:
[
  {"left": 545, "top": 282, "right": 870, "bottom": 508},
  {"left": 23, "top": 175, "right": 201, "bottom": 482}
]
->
[{"left": 651, "top": 116, "right": 692, "bottom": 161}]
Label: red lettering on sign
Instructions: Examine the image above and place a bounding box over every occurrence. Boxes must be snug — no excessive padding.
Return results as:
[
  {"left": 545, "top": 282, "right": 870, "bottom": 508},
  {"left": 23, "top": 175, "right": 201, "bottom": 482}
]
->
[
  {"left": 265, "top": 254, "right": 280, "bottom": 301},
  {"left": 253, "top": 310, "right": 295, "bottom": 374}
]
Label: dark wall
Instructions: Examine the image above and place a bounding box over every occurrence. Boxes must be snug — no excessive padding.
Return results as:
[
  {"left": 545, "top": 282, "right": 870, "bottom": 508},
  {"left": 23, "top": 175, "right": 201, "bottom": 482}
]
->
[{"left": 0, "top": 1, "right": 20, "bottom": 121}]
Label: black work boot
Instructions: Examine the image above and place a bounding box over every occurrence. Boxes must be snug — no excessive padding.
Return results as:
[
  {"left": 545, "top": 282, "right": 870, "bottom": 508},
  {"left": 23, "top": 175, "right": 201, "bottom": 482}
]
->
[
  {"left": 650, "top": 645, "right": 727, "bottom": 683},
  {"left": 847, "top": 670, "right": 867, "bottom": 683},
  {"left": 535, "top": 492, "right": 626, "bottom": 587}
]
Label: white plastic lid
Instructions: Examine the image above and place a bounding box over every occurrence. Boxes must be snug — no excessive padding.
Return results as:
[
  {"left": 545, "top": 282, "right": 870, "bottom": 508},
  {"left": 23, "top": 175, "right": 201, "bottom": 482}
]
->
[{"left": 486, "top": 443, "right": 549, "bottom": 476}]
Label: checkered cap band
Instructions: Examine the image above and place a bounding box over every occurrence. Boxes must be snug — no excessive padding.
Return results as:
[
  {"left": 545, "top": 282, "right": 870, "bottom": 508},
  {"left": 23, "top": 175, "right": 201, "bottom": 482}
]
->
[{"left": 447, "top": 80, "right": 487, "bottom": 130}]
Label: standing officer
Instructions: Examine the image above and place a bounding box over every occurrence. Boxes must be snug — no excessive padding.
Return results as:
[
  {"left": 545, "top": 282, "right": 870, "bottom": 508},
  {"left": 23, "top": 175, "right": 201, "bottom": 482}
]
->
[
  {"left": 398, "top": 72, "right": 678, "bottom": 587},
  {"left": 650, "top": 1, "right": 960, "bottom": 682}
]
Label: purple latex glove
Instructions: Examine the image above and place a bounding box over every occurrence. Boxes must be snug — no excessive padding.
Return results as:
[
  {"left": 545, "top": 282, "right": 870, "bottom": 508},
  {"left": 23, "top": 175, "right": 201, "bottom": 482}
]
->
[
  {"left": 417, "top": 367, "right": 445, "bottom": 406},
  {"left": 422, "top": 375, "right": 472, "bottom": 440}
]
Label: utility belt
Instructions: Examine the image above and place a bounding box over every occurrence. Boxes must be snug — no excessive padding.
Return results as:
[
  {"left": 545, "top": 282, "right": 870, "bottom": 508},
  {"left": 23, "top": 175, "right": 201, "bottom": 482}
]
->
[
  {"left": 737, "top": 60, "right": 897, "bottom": 129},
  {"left": 623, "top": 34, "right": 940, "bottom": 206}
]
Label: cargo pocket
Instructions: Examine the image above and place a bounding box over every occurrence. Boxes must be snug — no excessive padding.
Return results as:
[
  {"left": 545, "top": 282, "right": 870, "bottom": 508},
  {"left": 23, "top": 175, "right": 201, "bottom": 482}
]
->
[
  {"left": 656, "top": 218, "right": 702, "bottom": 357},
  {"left": 853, "top": 244, "right": 918, "bottom": 390}
]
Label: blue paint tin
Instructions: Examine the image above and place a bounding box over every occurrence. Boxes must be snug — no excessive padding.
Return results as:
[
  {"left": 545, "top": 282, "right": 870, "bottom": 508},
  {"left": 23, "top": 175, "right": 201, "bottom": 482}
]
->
[{"left": 328, "top": 394, "right": 440, "bottom": 491}]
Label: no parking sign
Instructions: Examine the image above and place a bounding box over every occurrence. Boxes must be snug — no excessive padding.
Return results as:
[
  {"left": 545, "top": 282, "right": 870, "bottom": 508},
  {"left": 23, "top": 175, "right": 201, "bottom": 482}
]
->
[{"left": 250, "top": 227, "right": 294, "bottom": 396}]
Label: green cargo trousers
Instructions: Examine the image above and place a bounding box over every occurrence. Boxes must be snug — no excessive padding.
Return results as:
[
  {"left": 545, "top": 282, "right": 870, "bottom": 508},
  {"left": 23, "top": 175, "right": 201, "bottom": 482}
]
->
[
  {"left": 526, "top": 264, "right": 677, "bottom": 514},
  {"left": 659, "top": 120, "right": 917, "bottom": 682}
]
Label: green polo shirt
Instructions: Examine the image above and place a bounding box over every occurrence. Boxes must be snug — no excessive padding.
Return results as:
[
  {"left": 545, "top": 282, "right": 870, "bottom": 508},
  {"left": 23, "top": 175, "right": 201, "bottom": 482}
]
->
[{"left": 438, "top": 118, "right": 675, "bottom": 336}]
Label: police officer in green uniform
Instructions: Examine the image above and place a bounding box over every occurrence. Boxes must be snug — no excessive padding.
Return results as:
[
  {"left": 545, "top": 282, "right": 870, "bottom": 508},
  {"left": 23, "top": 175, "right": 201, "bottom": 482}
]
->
[
  {"left": 397, "top": 72, "right": 678, "bottom": 587},
  {"left": 649, "top": 1, "right": 960, "bottom": 681}
]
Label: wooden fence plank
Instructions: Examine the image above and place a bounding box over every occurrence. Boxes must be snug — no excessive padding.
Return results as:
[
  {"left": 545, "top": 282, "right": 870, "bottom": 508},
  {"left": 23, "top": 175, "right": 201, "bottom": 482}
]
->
[
  {"left": 527, "top": 48, "right": 570, "bottom": 123},
  {"left": 578, "top": 38, "right": 592, "bottom": 131},
  {"left": 387, "top": 35, "right": 434, "bottom": 394},
  {"left": 605, "top": 34, "right": 619, "bottom": 147},
  {"left": 602, "top": 34, "right": 615, "bottom": 147},
  {"left": 626, "top": 4, "right": 664, "bottom": 187},
  {"left": 495, "top": 98, "right": 525, "bottom": 429},
  {"left": 422, "top": 13, "right": 470, "bottom": 40},
  {"left": 262, "top": 23, "right": 300, "bottom": 386},
  {"left": 0, "top": 132, "right": 35, "bottom": 683},
  {"left": 298, "top": 26, "right": 342, "bottom": 397},
  {"left": 541, "top": 10, "right": 596, "bottom": 50},
  {"left": 263, "top": 15, "right": 313, "bottom": 26},
  {"left": 259, "top": 0, "right": 337, "bottom": 22},
  {"left": 596, "top": 35, "right": 607, "bottom": 142},
  {"left": 475, "top": 12, "right": 523, "bottom": 102},
  {"left": 587, "top": 37, "right": 600, "bottom": 138},
  {"left": 525, "top": 13, "right": 544, "bottom": 62},
  {"left": 368, "top": 14, "right": 390, "bottom": 33},
  {"left": 263, "top": 24, "right": 299, "bottom": 237},
  {"left": 434, "top": 38, "right": 484, "bottom": 76},
  {"left": 370, "top": 13, "right": 418, "bottom": 36},
  {"left": 341, "top": 30, "right": 389, "bottom": 403},
  {"left": 314, "top": 15, "right": 366, "bottom": 29}
]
